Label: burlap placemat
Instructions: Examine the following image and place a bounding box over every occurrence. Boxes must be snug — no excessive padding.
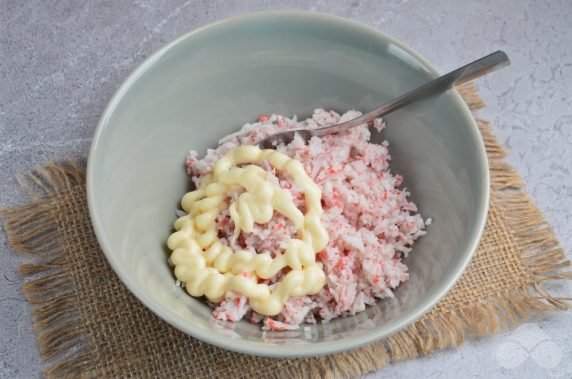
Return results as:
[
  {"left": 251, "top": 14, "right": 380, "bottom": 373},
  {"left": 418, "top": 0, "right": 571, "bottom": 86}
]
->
[{"left": 1, "top": 83, "right": 570, "bottom": 378}]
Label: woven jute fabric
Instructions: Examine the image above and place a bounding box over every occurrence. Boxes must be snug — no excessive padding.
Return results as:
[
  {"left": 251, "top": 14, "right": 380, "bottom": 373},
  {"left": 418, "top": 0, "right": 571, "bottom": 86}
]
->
[{"left": 1, "top": 83, "right": 570, "bottom": 378}]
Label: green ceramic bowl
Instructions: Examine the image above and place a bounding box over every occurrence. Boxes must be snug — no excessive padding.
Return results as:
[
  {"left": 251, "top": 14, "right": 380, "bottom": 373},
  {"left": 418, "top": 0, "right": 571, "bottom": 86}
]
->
[{"left": 87, "top": 11, "right": 489, "bottom": 357}]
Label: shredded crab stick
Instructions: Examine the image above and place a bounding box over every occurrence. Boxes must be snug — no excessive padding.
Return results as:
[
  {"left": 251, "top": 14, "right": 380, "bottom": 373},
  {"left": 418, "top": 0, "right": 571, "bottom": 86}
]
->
[
  {"left": 167, "top": 146, "right": 329, "bottom": 316},
  {"left": 172, "top": 109, "right": 429, "bottom": 329}
]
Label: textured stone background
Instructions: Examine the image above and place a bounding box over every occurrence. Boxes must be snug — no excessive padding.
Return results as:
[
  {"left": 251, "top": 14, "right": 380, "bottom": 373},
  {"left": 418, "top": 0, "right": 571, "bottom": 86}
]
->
[{"left": 1, "top": 1, "right": 570, "bottom": 377}]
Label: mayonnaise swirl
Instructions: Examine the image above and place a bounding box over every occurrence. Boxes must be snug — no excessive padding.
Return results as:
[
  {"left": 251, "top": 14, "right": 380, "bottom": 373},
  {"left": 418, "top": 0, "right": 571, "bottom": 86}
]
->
[{"left": 167, "top": 146, "right": 329, "bottom": 316}]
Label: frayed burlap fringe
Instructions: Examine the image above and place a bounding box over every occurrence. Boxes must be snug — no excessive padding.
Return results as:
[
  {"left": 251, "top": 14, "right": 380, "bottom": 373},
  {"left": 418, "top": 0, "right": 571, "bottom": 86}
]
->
[
  {"left": 1, "top": 84, "right": 570, "bottom": 379},
  {"left": 0, "top": 161, "right": 91, "bottom": 377}
]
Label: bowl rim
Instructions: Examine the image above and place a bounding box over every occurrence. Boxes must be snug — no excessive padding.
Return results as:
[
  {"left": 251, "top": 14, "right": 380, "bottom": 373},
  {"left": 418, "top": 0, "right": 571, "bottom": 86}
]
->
[{"left": 87, "top": 10, "right": 490, "bottom": 358}]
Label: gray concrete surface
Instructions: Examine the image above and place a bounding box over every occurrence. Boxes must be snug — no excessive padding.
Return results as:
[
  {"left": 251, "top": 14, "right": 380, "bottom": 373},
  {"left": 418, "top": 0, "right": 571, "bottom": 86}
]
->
[{"left": 1, "top": 1, "right": 571, "bottom": 377}]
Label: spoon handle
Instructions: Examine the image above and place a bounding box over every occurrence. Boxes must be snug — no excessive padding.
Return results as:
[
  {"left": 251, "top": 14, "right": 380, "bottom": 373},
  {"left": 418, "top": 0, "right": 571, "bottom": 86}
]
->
[{"left": 312, "top": 50, "right": 510, "bottom": 136}]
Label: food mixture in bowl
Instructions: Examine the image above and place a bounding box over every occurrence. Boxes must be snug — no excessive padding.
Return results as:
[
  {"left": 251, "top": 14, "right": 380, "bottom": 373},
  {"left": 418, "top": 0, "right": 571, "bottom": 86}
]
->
[{"left": 167, "top": 109, "right": 430, "bottom": 331}]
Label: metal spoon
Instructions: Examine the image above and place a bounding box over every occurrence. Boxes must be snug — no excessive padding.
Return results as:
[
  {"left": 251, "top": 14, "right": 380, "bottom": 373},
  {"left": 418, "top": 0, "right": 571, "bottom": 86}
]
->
[{"left": 257, "top": 50, "right": 510, "bottom": 149}]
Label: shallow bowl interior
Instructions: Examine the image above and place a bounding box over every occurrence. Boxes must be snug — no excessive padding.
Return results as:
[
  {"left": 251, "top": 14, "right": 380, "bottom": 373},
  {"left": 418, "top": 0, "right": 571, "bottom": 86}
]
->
[{"left": 87, "top": 11, "right": 489, "bottom": 357}]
